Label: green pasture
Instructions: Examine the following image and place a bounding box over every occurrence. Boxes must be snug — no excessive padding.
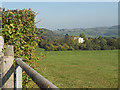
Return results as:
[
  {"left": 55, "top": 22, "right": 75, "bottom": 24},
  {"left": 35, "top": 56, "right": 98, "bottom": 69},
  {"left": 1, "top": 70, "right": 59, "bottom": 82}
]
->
[{"left": 35, "top": 48, "right": 118, "bottom": 88}]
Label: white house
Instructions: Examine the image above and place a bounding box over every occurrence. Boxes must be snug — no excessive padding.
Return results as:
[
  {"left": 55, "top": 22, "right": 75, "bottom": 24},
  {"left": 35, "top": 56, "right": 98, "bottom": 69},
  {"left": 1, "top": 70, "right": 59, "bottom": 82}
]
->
[{"left": 74, "top": 37, "right": 85, "bottom": 43}]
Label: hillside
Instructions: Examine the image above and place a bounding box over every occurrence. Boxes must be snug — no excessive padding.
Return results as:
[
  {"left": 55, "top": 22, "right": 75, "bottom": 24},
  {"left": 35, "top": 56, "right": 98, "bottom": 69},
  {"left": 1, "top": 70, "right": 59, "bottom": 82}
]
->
[
  {"left": 53, "top": 25, "right": 118, "bottom": 38},
  {"left": 38, "top": 28, "right": 57, "bottom": 40},
  {"left": 38, "top": 28, "right": 64, "bottom": 40}
]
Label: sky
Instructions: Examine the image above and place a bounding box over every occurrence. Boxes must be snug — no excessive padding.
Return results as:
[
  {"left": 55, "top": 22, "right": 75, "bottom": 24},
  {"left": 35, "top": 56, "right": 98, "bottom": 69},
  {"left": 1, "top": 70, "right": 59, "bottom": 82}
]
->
[
  {"left": 0, "top": 0, "right": 119, "bottom": 2},
  {"left": 1, "top": 1, "right": 118, "bottom": 30}
]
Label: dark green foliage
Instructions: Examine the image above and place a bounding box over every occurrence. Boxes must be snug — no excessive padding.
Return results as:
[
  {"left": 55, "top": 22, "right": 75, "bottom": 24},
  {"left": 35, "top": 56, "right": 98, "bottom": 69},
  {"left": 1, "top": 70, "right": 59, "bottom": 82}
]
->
[
  {"left": 38, "top": 28, "right": 56, "bottom": 40},
  {"left": 38, "top": 34, "right": 76, "bottom": 51},
  {"left": 38, "top": 32, "right": 119, "bottom": 51},
  {"left": 118, "top": 38, "right": 120, "bottom": 49},
  {"left": 85, "top": 39, "right": 93, "bottom": 50},
  {"left": 100, "top": 38, "right": 107, "bottom": 50},
  {"left": 80, "top": 33, "right": 85, "bottom": 38},
  {"left": 35, "top": 23, "right": 118, "bottom": 51},
  {"left": 65, "top": 34, "right": 69, "bottom": 43},
  {"left": 93, "top": 44, "right": 101, "bottom": 50}
]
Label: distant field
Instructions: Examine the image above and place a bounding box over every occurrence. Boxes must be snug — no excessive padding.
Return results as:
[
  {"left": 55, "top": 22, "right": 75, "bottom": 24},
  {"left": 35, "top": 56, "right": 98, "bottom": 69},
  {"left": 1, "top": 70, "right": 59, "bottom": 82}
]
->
[{"left": 35, "top": 48, "right": 118, "bottom": 88}]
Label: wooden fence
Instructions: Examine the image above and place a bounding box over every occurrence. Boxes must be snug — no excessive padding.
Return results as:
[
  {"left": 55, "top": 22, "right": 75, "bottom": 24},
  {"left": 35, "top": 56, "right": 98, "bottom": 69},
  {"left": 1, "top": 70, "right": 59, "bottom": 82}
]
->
[{"left": 0, "top": 36, "right": 59, "bottom": 89}]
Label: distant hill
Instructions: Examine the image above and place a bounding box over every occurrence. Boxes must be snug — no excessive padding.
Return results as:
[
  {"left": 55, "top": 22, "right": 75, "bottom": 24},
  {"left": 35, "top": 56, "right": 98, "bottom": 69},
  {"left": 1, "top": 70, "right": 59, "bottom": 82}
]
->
[
  {"left": 108, "top": 25, "right": 118, "bottom": 29},
  {"left": 38, "top": 25, "right": 118, "bottom": 38},
  {"left": 38, "top": 28, "right": 64, "bottom": 40},
  {"left": 53, "top": 25, "right": 118, "bottom": 38},
  {"left": 38, "top": 28, "right": 56, "bottom": 40}
]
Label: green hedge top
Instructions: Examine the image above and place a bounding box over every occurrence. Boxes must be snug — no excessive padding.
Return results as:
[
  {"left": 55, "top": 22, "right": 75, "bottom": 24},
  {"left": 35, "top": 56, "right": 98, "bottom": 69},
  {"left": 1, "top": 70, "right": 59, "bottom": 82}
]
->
[{"left": 2, "top": 8, "right": 40, "bottom": 61}]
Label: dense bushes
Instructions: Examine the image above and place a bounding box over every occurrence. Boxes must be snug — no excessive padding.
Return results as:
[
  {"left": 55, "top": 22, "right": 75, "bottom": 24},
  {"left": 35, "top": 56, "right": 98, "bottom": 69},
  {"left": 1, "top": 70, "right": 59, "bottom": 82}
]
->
[
  {"left": 2, "top": 8, "right": 40, "bottom": 60},
  {"left": 2, "top": 8, "right": 41, "bottom": 88},
  {"left": 38, "top": 34, "right": 119, "bottom": 51},
  {"left": 80, "top": 37, "right": 118, "bottom": 50}
]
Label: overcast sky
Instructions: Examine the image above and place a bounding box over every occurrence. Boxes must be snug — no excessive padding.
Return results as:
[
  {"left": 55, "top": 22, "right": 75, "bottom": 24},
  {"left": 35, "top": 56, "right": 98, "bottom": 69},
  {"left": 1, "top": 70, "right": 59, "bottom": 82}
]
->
[{"left": 1, "top": 1, "right": 118, "bottom": 30}]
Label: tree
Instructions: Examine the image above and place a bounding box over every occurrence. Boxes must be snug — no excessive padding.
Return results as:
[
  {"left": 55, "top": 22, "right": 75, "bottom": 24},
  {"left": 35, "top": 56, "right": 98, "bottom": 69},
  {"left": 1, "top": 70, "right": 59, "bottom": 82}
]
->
[
  {"left": 98, "top": 35, "right": 102, "bottom": 40},
  {"left": 79, "top": 44, "right": 86, "bottom": 50},
  {"left": 93, "top": 38, "right": 100, "bottom": 44},
  {"left": 74, "top": 43, "right": 79, "bottom": 50},
  {"left": 69, "top": 36, "right": 76, "bottom": 46},
  {"left": 103, "top": 45, "right": 111, "bottom": 50},
  {"left": 100, "top": 38, "right": 107, "bottom": 50},
  {"left": 62, "top": 43, "right": 69, "bottom": 50},
  {"left": 80, "top": 33, "right": 85, "bottom": 38},
  {"left": 85, "top": 39, "right": 93, "bottom": 50},
  {"left": 65, "top": 34, "right": 70, "bottom": 43},
  {"left": 68, "top": 46, "right": 74, "bottom": 50},
  {"left": 107, "top": 38, "right": 117, "bottom": 49},
  {"left": 118, "top": 38, "right": 120, "bottom": 49},
  {"left": 38, "top": 39, "right": 47, "bottom": 48},
  {"left": 93, "top": 44, "right": 101, "bottom": 50}
]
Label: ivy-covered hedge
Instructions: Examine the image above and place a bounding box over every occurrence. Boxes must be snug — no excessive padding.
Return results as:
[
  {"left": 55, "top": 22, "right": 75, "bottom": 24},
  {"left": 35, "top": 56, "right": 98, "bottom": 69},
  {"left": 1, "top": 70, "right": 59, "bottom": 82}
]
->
[
  {"left": 2, "top": 8, "right": 40, "bottom": 61},
  {"left": 2, "top": 8, "right": 41, "bottom": 88}
]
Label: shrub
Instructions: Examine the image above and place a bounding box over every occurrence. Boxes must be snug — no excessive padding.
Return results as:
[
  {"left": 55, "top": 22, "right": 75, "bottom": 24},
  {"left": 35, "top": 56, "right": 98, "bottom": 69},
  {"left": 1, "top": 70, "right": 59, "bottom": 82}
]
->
[{"left": 2, "top": 8, "right": 41, "bottom": 88}]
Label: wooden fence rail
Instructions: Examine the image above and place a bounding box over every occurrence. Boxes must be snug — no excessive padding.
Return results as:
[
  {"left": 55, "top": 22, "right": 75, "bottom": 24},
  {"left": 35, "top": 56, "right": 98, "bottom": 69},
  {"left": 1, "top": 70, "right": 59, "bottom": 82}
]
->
[
  {"left": 16, "top": 58, "right": 59, "bottom": 89},
  {"left": 0, "top": 36, "right": 59, "bottom": 89}
]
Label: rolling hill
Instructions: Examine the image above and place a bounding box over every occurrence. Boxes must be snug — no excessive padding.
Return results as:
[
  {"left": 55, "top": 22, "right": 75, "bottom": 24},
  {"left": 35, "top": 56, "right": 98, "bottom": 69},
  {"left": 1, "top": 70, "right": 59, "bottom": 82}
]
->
[{"left": 53, "top": 25, "right": 118, "bottom": 38}]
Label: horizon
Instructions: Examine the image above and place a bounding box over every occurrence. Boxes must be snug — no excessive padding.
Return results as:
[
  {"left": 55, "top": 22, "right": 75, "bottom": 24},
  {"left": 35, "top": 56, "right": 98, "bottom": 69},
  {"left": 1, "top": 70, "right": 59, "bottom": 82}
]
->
[
  {"left": 2, "top": 2, "right": 118, "bottom": 30},
  {"left": 39, "top": 24, "right": 118, "bottom": 31}
]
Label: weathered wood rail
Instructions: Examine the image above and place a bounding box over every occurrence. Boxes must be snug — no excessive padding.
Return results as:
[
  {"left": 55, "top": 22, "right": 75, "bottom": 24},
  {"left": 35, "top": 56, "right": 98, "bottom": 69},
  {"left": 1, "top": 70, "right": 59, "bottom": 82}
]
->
[
  {"left": 16, "top": 58, "right": 59, "bottom": 89},
  {"left": 0, "top": 36, "right": 59, "bottom": 89}
]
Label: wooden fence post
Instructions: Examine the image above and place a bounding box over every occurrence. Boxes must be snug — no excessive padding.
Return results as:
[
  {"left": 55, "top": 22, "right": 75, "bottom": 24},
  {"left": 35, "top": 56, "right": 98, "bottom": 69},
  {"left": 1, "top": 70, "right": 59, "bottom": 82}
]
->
[
  {"left": 16, "top": 58, "right": 22, "bottom": 89},
  {"left": 2, "top": 45, "right": 14, "bottom": 88},
  {"left": 0, "top": 54, "right": 2, "bottom": 89},
  {"left": 0, "top": 53, "right": 3, "bottom": 89},
  {"left": 0, "top": 36, "right": 4, "bottom": 89}
]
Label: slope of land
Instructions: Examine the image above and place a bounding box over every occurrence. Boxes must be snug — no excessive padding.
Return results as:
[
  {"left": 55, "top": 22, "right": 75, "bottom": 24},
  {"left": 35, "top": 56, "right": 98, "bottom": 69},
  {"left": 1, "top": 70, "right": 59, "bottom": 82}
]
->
[{"left": 38, "top": 28, "right": 64, "bottom": 40}]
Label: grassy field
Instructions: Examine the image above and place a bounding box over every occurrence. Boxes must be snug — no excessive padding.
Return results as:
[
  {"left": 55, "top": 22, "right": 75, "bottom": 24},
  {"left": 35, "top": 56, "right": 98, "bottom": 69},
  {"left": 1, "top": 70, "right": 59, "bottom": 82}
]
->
[{"left": 34, "top": 48, "right": 118, "bottom": 88}]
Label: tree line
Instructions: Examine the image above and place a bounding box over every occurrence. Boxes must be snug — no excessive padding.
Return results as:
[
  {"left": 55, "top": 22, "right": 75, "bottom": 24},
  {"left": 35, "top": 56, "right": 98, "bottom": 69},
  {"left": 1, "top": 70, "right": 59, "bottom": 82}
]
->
[{"left": 38, "top": 33, "right": 119, "bottom": 51}]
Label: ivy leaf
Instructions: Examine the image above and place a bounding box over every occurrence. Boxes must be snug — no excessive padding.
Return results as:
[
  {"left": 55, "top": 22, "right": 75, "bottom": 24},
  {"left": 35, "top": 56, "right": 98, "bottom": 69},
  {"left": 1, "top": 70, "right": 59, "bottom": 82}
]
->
[{"left": 10, "top": 24, "right": 14, "bottom": 28}]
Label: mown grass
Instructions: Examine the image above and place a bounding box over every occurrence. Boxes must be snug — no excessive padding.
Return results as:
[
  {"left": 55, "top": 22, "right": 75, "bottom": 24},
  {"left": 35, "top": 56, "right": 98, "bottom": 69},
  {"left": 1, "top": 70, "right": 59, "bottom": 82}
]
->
[{"left": 34, "top": 48, "right": 118, "bottom": 88}]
